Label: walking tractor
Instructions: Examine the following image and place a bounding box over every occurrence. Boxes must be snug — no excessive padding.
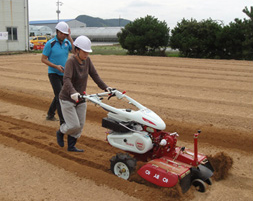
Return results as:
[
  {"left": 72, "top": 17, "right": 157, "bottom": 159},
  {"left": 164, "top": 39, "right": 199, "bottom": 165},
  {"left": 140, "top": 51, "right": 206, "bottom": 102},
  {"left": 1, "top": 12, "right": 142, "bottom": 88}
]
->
[{"left": 80, "top": 89, "right": 214, "bottom": 193}]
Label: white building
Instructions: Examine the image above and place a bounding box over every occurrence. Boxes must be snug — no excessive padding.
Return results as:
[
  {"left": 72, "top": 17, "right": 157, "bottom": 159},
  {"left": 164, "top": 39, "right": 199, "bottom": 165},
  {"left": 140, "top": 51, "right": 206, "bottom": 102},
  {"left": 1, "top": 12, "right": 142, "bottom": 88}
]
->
[
  {"left": 0, "top": 0, "right": 29, "bottom": 52},
  {"left": 29, "top": 25, "right": 53, "bottom": 37},
  {"left": 29, "top": 19, "right": 122, "bottom": 42},
  {"left": 29, "top": 19, "right": 86, "bottom": 33},
  {"left": 70, "top": 27, "right": 122, "bottom": 42}
]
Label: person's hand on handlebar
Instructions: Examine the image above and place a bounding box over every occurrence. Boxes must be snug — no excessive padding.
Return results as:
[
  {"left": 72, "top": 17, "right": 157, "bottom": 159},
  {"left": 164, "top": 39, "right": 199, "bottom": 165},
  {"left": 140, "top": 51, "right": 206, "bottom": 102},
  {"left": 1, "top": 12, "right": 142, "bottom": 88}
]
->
[
  {"left": 105, "top": 87, "right": 117, "bottom": 100},
  {"left": 105, "top": 87, "right": 113, "bottom": 93},
  {"left": 71, "top": 92, "right": 80, "bottom": 102}
]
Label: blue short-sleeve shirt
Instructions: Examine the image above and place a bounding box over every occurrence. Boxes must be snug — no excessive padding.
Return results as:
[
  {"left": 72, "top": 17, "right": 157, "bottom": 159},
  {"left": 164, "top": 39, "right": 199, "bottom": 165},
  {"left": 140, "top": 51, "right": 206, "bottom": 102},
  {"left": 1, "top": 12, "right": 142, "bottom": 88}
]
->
[{"left": 42, "top": 36, "right": 72, "bottom": 76}]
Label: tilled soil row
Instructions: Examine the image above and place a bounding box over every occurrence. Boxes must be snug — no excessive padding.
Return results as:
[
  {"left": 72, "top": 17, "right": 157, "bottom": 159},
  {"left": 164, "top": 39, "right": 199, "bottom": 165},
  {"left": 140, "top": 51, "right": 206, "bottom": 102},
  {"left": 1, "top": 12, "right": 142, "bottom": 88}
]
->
[{"left": 0, "top": 88, "right": 252, "bottom": 153}]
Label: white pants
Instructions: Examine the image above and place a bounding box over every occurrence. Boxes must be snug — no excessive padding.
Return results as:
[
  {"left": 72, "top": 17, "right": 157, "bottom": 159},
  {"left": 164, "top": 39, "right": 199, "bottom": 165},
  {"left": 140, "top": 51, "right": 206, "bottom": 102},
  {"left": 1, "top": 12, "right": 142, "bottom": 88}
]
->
[{"left": 59, "top": 99, "right": 87, "bottom": 138}]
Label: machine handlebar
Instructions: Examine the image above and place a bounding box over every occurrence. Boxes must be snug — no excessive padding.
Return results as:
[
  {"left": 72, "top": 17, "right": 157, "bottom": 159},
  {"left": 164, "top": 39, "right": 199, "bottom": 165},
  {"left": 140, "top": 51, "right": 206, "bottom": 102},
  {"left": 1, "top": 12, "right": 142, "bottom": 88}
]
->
[
  {"left": 78, "top": 89, "right": 120, "bottom": 103},
  {"left": 78, "top": 89, "right": 146, "bottom": 111}
]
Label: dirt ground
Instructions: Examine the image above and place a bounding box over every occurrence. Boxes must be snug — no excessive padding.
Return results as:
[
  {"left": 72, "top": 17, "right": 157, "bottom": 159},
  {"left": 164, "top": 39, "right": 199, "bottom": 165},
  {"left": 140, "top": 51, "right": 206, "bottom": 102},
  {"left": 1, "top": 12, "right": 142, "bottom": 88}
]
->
[{"left": 0, "top": 53, "right": 252, "bottom": 201}]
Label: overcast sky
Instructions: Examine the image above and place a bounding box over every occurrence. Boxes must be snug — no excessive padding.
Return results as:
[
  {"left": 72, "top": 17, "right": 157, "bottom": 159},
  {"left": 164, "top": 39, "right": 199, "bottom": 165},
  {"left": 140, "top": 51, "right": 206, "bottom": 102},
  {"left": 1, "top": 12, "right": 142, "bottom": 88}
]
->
[{"left": 29, "top": 0, "right": 252, "bottom": 28}]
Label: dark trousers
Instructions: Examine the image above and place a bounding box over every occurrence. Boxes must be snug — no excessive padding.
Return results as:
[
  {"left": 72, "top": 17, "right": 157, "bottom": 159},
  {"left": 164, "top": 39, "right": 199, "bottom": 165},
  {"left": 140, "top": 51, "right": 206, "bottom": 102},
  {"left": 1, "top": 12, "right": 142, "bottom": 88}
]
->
[{"left": 47, "top": 73, "right": 64, "bottom": 125}]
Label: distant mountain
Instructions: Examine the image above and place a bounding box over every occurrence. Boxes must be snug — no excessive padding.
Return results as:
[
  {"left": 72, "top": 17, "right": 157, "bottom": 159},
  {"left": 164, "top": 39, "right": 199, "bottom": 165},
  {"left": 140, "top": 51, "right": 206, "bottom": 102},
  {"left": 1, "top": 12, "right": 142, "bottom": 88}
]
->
[{"left": 75, "top": 15, "right": 131, "bottom": 27}]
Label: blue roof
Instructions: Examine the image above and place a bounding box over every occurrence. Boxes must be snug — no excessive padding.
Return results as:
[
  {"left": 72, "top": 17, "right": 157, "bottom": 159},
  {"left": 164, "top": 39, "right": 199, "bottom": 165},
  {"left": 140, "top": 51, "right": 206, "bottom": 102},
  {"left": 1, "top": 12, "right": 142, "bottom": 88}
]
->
[{"left": 29, "top": 19, "right": 74, "bottom": 24}]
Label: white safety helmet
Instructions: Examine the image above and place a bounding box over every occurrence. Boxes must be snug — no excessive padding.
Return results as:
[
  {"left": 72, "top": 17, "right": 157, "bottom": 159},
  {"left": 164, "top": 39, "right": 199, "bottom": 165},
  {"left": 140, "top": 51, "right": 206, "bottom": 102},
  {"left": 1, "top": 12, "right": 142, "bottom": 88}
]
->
[
  {"left": 55, "top": 21, "right": 69, "bottom": 34},
  {"left": 73, "top": 35, "right": 92, "bottom": 53}
]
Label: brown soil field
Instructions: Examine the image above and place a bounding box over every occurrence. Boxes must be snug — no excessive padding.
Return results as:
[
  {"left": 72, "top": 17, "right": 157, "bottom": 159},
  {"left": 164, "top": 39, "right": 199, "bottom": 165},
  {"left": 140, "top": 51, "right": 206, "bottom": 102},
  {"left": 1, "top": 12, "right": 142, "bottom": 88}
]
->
[{"left": 0, "top": 53, "right": 252, "bottom": 201}]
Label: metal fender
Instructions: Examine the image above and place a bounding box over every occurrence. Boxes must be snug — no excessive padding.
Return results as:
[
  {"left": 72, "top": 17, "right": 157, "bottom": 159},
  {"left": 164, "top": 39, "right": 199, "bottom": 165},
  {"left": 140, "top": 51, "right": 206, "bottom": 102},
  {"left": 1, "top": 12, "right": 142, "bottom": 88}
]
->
[
  {"left": 137, "top": 163, "right": 179, "bottom": 187},
  {"left": 191, "top": 164, "right": 214, "bottom": 182}
]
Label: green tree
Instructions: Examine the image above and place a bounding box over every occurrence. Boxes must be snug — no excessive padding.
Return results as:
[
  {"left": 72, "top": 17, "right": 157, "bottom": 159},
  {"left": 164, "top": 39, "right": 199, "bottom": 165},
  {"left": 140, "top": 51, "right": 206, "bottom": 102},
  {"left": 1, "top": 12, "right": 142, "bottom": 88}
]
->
[
  {"left": 243, "top": 6, "right": 253, "bottom": 20},
  {"left": 242, "top": 6, "right": 253, "bottom": 60},
  {"left": 217, "top": 19, "right": 246, "bottom": 59},
  {"left": 217, "top": 6, "right": 253, "bottom": 60},
  {"left": 170, "top": 18, "right": 222, "bottom": 58},
  {"left": 170, "top": 7, "right": 253, "bottom": 60},
  {"left": 117, "top": 15, "right": 170, "bottom": 56}
]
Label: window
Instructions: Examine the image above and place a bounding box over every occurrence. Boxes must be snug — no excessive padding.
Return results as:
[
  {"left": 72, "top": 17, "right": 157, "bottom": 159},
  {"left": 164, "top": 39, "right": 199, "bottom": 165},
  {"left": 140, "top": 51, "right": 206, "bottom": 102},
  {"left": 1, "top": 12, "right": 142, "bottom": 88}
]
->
[
  {"left": 7, "top": 27, "right": 18, "bottom": 41},
  {"left": 38, "top": 37, "right": 46, "bottom": 40}
]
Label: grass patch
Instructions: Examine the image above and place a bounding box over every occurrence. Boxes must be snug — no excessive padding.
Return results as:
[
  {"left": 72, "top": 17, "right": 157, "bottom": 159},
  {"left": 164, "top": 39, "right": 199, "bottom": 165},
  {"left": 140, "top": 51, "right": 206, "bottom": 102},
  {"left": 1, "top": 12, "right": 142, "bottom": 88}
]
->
[
  {"left": 91, "top": 44, "right": 127, "bottom": 55},
  {"left": 91, "top": 44, "right": 179, "bottom": 57},
  {"left": 166, "top": 51, "right": 180, "bottom": 57}
]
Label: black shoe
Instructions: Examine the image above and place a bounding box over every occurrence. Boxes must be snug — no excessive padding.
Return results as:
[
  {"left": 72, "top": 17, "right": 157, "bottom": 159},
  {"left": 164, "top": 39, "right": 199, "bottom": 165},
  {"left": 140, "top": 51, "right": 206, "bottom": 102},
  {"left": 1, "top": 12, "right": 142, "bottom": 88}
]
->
[
  {"left": 68, "top": 147, "right": 84, "bottom": 152},
  {"left": 67, "top": 135, "right": 84, "bottom": 152},
  {"left": 46, "top": 115, "right": 58, "bottom": 121},
  {"left": 56, "top": 130, "right": 64, "bottom": 147}
]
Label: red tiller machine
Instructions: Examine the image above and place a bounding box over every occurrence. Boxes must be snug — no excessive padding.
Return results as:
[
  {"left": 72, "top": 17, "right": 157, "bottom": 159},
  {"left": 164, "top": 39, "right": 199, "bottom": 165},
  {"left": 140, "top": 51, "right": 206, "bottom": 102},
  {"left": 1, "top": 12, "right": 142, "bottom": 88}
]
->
[{"left": 80, "top": 89, "right": 214, "bottom": 193}]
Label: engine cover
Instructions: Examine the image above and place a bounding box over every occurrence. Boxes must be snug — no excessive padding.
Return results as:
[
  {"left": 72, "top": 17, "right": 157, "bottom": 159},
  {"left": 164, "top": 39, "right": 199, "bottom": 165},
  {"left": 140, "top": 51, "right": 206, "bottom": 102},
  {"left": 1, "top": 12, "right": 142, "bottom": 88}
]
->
[{"left": 107, "top": 131, "right": 153, "bottom": 154}]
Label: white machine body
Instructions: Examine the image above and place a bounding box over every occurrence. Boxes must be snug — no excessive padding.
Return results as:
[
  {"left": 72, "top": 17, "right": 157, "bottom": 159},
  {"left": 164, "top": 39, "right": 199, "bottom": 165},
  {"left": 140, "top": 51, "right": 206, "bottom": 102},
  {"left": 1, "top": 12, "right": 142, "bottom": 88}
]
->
[
  {"left": 81, "top": 90, "right": 166, "bottom": 130},
  {"left": 107, "top": 131, "right": 153, "bottom": 154}
]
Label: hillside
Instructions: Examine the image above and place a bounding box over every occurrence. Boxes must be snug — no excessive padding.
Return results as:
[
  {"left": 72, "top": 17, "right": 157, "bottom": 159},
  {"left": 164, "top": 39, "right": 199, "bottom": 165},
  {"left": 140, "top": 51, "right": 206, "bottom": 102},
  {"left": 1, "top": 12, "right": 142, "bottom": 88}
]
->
[{"left": 76, "top": 15, "right": 131, "bottom": 27}]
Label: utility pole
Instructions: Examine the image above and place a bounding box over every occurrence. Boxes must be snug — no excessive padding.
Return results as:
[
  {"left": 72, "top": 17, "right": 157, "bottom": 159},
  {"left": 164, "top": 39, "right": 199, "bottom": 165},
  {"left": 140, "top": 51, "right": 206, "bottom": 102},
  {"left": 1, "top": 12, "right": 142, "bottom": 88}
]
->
[{"left": 56, "top": 0, "right": 63, "bottom": 22}]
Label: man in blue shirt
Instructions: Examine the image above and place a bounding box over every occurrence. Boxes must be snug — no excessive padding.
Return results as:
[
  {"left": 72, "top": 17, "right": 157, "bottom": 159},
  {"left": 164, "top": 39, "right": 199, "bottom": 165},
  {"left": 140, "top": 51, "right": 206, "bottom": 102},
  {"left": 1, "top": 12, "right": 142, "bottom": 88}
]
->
[{"left": 41, "top": 21, "right": 74, "bottom": 125}]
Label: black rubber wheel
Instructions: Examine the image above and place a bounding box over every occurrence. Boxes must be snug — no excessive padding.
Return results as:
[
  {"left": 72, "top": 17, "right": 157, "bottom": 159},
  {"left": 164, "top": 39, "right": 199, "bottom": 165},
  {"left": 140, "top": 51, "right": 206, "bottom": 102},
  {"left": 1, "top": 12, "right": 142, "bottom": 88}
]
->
[
  {"left": 110, "top": 153, "right": 136, "bottom": 180},
  {"left": 205, "top": 178, "right": 212, "bottom": 185},
  {"left": 192, "top": 179, "right": 206, "bottom": 192}
]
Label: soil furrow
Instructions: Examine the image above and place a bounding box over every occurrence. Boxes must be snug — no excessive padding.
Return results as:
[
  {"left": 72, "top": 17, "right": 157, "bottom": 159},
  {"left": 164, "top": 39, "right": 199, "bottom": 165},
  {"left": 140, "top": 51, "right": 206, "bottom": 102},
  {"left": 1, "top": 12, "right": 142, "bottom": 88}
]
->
[
  {"left": 91, "top": 56, "right": 253, "bottom": 71},
  {"left": 0, "top": 129, "right": 109, "bottom": 171},
  {"left": 0, "top": 88, "right": 252, "bottom": 152},
  {"left": 101, "top": 77, "right": 253, "bottom": 93},
  {"left": 99, "top": 69, "right": 253, "bottom": 83},
  {"left": 97, "top": 65, "right": 253, "bottom": 79},
  {"left": 1, "top": 85, "right": 252, "bottom": 110}
]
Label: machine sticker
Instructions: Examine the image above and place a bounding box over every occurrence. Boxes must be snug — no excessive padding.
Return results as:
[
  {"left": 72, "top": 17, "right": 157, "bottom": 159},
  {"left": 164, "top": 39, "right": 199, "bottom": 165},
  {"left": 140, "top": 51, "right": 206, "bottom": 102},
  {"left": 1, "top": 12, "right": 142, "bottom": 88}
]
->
[
  {"left": 135, "top": 139, "right": 145, "bottom": 151},
  {"left": 136, "top": 138, "right": 145, "bottom": 151},
  {"left": 145, "top": 170, "right": 169, "bottom": 184},
  {"left": 125, "top": 142, "right": 134, "bottom": 147},
  {"left": 137, "top": 163, "right": 179, "bottom": 187}
]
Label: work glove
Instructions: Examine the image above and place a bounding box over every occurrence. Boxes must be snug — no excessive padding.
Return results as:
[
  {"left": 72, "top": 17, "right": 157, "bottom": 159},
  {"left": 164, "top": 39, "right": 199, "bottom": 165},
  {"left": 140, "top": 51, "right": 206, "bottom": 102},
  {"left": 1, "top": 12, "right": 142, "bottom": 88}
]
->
[
  {"left": 70, "top": 92, "right": 80, "bottom": 102},
  {"left": 105, "top": 87, "right": 113, "bottom": 92}
]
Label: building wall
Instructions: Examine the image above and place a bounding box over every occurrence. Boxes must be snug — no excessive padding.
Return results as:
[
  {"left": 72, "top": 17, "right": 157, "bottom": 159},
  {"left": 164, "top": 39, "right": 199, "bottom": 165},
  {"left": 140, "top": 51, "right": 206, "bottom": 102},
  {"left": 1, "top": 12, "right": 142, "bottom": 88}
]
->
[
  {"left": 70, "top": 27, "right": 122, "bottom": 42},
  {"left": 0, "top": 0, "right": 29, "bottom": 52},
  {"left": 30, "top": 19, "right": 86, "bottom": 33}
]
